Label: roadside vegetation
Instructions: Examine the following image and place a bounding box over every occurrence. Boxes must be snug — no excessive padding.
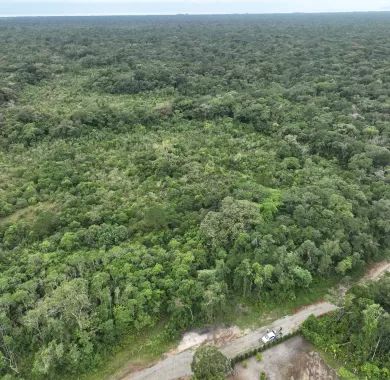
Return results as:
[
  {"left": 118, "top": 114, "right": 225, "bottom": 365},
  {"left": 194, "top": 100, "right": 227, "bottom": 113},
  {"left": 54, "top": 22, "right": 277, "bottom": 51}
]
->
[
  {"left": 79, "top": 273, "right": 342, "bottom": 380},
  {"left": 0, "top": 13, "right": 389, "bottom": 379},
  {"left": 191, "top": 345, "right": 231, "bottom": 380},
  {"left": 302, "top": 274, "right": 390, "bottom": 379}
]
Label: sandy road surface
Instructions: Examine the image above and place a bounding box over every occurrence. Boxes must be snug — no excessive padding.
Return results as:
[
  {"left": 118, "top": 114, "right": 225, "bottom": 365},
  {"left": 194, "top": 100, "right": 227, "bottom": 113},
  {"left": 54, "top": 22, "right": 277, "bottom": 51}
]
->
[
  {"left": 126, "top": 302, "right": 336, "bottom": 380},
  {"left": 361, "top": 261, "right": 390, "bottom": 282},
  {"left": 123, "top": 260, "right": 389, "bottom": 380}
]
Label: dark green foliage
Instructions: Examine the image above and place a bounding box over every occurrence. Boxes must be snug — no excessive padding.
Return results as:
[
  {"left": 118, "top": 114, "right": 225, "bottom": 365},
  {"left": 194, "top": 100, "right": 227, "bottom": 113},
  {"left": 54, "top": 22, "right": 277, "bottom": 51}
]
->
[
  {"left": 0, "top": 13, "right": 389, "bottom": 379},
  {"left": 302, "top": 275, "right": 390, "bottom": 379},
  {"left": 191, "top": 345, "right": 232, "bottom": 380}
]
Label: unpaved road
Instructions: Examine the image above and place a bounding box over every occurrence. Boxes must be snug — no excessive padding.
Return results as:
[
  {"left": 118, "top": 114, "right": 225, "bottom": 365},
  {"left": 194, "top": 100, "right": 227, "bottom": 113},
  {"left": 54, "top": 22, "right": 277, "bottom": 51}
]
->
[
  {"left": 123, "top": 260, "right": 389, "bottom": 380},
  {"left": 126, "top": 302, "right": 336, "bottom": 380},
  {"left": 361, "top": 261, "right": 390, "bottom": 282}
]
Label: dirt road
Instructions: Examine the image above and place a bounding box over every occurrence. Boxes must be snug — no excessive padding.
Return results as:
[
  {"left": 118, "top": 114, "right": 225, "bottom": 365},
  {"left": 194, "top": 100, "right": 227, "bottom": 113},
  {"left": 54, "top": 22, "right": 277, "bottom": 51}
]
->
[
  {"left": 361, "top": 261, "right": 390, "bottom": 282},
  {"left": 124, "top": 260, "right": 389, "bottom": 380},
  {"left": 126, "top": 302, "right": 336, "bottom": 380}
]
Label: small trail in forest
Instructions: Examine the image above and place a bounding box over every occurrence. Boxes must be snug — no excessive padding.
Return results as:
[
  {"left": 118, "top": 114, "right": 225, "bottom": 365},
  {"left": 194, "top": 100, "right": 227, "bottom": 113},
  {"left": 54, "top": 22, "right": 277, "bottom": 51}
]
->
[{"left": 361, "top": 260, "right": 390, "bottom": 282}]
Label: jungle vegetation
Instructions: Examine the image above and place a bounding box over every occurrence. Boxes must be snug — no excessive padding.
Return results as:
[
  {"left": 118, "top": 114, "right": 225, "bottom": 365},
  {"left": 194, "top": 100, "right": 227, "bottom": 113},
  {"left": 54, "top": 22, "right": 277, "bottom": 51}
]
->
[
  {"left": 302, "top": 275, "right": 390, "bottom": 379},
  {"left": 0, "top": 13, "right": 389, "bottom": 379}
]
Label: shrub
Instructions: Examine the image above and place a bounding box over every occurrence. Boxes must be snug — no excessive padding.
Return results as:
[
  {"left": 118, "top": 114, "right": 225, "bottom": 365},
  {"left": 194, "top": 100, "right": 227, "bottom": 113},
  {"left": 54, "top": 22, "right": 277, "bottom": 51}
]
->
[
  {"left": 191, "top": 345, "right": 232, "bottom": 380},
  {"left": 260, "top": 371, "right": 267, "bottom": 380}
]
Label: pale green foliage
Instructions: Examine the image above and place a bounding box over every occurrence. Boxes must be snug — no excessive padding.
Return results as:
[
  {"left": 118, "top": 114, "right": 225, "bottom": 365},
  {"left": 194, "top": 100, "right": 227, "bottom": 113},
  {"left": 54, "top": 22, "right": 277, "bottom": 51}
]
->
[
  {"left": 338, "top": 367, "right": 358, "bottom": 380},
  {"left": 200, "top": 196, "right": 262, "bottom": 248},
  {"left": 336, "top": 257, "right": 353, "bottom": 275}
]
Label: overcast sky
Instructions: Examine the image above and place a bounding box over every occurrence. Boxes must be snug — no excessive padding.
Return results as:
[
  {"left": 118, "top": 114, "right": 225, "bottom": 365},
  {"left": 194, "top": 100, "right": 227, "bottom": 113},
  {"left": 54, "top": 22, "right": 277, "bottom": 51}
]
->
[{"left": 1, "top": 0, "right": 390, "bottom": 17}]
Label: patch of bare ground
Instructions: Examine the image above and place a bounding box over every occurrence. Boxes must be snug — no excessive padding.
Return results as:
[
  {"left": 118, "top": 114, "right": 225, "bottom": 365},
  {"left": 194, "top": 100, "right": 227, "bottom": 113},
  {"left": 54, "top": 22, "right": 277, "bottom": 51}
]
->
[
  {"left": 287, "top": 351, "right": 338, "bottom": 380},
  {"left": 292, "top": 299, "right": 326, "bottom": 314},
  {"left": 230, "top": 336, "right": 338, "bottom": 380},
  {"left": 172, "top": 325, "right": 244, "bottom": 354}
]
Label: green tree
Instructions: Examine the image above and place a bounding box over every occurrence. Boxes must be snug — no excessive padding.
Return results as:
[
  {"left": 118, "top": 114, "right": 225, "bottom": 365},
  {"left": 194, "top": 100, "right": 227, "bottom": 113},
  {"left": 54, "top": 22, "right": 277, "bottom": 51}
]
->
[{"left": 191, "top": 345, "right": 231, "bottom": 380}]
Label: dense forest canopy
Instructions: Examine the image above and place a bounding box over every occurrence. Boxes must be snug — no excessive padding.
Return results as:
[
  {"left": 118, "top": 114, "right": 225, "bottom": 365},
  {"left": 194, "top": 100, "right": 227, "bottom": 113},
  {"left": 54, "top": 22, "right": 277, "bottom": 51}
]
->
[{"left": 0, "top": 13, "right": 389, "bottom": 378}]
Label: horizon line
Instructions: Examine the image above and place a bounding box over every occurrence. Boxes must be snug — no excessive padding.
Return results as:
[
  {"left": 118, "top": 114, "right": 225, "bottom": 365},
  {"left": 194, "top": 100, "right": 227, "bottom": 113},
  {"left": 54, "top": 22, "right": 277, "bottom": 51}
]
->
[{"left": 1, "top": 10, "right": 390, "bottom": 18}]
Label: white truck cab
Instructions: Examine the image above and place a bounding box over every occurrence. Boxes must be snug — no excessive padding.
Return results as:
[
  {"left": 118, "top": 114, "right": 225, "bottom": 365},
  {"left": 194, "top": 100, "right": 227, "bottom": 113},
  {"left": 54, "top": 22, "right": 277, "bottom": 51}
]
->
[{"left": 261, "top": 330, "right": 276, "bottom": 344}]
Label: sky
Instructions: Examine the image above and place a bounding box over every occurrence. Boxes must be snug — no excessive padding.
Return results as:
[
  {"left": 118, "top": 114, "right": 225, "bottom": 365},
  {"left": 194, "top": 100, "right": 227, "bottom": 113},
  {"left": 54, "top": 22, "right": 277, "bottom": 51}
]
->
[{"left": 0, "top": 0, "right": 390, "bottom": 17}]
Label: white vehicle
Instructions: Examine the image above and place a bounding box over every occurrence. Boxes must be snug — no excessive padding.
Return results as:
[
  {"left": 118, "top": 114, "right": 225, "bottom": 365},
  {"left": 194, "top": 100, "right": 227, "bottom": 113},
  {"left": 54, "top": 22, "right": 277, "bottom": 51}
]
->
[{"left": 261, "top": 329, "right": 277, "bottom": 344}]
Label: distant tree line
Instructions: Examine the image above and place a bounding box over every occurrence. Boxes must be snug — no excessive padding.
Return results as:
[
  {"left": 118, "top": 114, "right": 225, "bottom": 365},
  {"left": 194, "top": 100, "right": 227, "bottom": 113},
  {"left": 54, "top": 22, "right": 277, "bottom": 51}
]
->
[{"left": 0, "top": 13, "right": 389, "bottom": 379}]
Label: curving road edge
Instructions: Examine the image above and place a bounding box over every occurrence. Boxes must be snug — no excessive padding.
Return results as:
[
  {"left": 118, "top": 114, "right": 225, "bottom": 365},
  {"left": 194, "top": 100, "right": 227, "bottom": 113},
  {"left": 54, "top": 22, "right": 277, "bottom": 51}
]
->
[
  {"left": 124, "top": 261, "right": 389, "bottom": 380},
  {"left": 126, "top": 302, "right": 336, "bottom": 380}
]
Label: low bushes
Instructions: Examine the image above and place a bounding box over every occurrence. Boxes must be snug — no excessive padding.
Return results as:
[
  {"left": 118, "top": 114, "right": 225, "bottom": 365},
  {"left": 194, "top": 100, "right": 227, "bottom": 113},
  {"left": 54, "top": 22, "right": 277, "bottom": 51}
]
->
[{"left": 231, "top": 331, "right": 300, "bottom": 364}]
